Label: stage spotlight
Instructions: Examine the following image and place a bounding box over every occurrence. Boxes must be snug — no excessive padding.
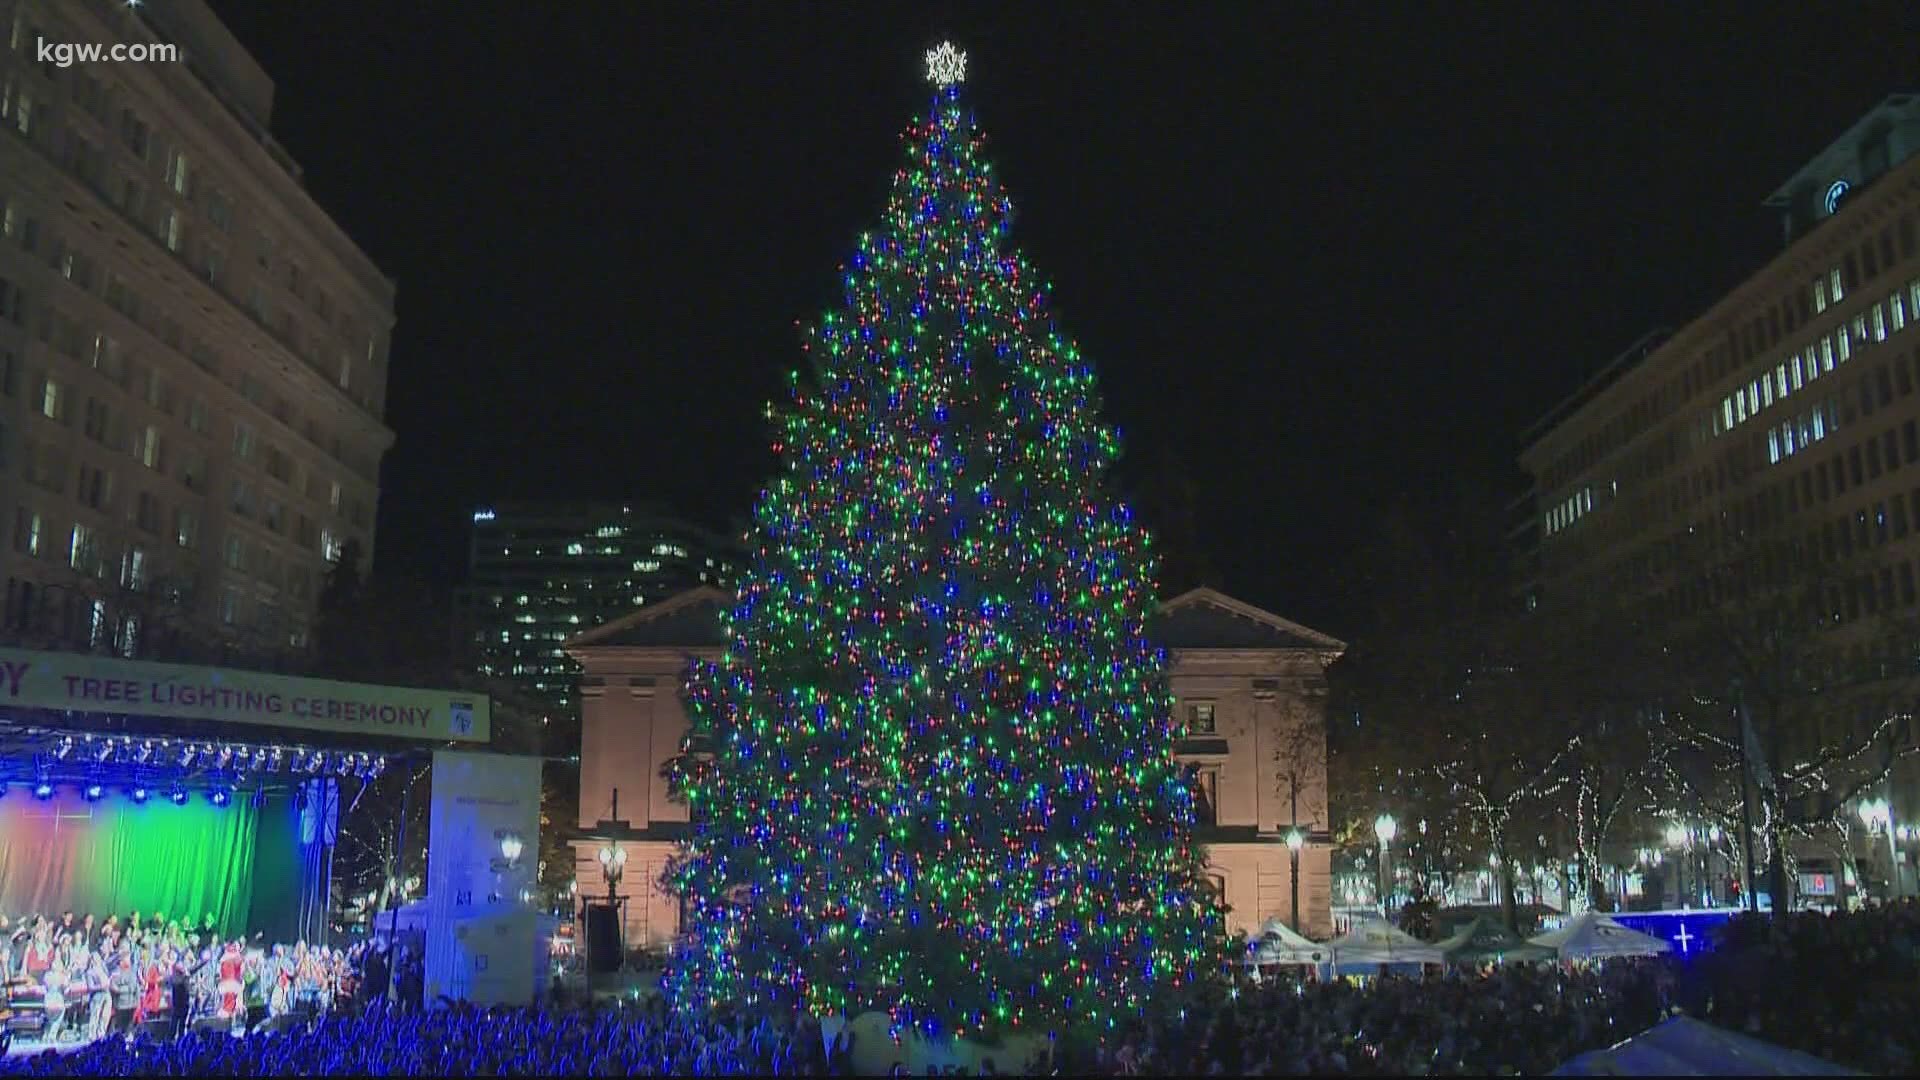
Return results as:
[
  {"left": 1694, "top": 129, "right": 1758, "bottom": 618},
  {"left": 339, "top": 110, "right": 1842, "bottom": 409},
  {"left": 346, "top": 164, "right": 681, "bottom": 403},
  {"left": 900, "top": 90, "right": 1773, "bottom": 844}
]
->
[
  {"left": 33, "top": 780, "right": 55, "bottom": 800},
  {"left": 169, "top": 784, "right": 188, "bottom": 806},
  {"left": 269, "top": 748, "right": 285, "bottom": 772},
  {"left": 336, "top": 754, "right": 354, "bottom": 776},
  {"left": 252, "top": 747, "right": 270, "bottom": 771},
  {"left": 134, "top": 740, "right": 155, "bottom": 764},
  {"left": 179, "top": 745, "right": 197, "bottom": 768},
  {"left": 131, "top": 786, "right": 150, "bottom": 804},
  {"left": 94, "top": 739, "right": 114, "bottom": 763},
  {"left": 370, "top": 757, "right": 387, "bottom": 779},
  {"left": 83, "top": 783, "right": 103, "bottom": 802},
  {"left": 308, "top": 751, "right": 326, "bottom": 774},
  {"left": 53, "top": 736, "right": 74, "bottom": 760},
  {"left": 216, "top": 745, "right": 234, "bottom": 769},
  {"left": 209, "top": 787, "right": 231, "bottom": 808}
]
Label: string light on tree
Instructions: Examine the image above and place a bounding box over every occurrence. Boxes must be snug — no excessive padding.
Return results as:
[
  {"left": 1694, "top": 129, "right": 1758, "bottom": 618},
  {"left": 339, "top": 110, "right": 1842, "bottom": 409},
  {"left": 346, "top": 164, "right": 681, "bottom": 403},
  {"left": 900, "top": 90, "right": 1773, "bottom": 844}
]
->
[
  {"left": 667, "top": 46, "right": 1225, "bottom": 1041},
  {"left": 925, "top": 41, "right": 966, "bottom": 85}
]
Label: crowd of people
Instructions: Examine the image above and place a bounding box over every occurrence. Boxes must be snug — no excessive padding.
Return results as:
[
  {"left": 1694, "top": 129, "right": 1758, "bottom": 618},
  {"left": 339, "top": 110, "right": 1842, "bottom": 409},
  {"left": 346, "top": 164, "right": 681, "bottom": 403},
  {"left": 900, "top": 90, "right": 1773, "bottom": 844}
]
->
[
  {"left": 1, "top": 911, "right": 423, "bottom": 1049},
  {"left": 2, "top": 904, "right": 1911, "bottom": 1075}
]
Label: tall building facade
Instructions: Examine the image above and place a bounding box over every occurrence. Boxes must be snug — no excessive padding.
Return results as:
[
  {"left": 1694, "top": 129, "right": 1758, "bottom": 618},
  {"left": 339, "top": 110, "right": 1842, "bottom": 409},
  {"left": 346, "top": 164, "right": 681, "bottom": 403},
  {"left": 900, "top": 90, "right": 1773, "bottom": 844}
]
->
[
  {"left": 1520, "top": 95, "right": 1920, "bottom": 881},
  {"left": 455, "top": 502, "right": 740, "bottom": 714},
  {"left": 568, "top": 585, "right": 1341, "bottom": 950},
  {"left": 0, "top": 0, "right": 393, "bottom": 664}
]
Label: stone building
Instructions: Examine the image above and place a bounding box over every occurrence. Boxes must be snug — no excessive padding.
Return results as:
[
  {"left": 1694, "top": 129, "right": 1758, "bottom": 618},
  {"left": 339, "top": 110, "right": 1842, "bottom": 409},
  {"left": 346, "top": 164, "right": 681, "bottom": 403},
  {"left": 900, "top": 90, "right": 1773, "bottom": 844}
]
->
[
  {"left": 568, "top": 584, "right": 1341, "bottom": 949},
  {"left": 1, "top": 0, "right": 393, "bottom": 662}
]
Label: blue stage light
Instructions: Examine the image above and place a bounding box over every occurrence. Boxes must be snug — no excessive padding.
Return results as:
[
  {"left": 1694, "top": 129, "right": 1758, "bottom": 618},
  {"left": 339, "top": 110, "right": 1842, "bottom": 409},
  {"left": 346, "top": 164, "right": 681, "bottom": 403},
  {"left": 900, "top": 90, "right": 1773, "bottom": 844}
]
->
[
  {"left": 34, "top": 781, "right": 55, "bottom": 800},
  {"left": 130, "top": 786, "right": 150, "bottom": 804},
  {"left": 209, "top": 787, "right": 231, "bottom": 808},
  {"left": 83, "top": 783, "right": 103, "bottom": 802},
  {"left": 169, "top": 784, "right": 188, "bottom": 806}
]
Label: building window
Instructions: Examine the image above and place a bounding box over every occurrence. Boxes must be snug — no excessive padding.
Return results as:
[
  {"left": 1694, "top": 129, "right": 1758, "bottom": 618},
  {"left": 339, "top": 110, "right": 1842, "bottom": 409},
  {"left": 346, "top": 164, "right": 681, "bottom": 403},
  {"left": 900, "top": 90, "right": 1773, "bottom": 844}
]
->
[
  {"left": 121, "top": 544, "right": 147, "bottom": 591},
  {"left": 165, "top": 148, "right": 189, "bottom": 196},
  {"left": 1193, "top": 768, "right": 1219, "bottom": 826},
  {"left": 69, "top": 523, "right": 94, "bottom": 571},
  {"left": 13, "top": 508, "right": 42, "bottom": 556},
  {"left": 174, "top": 508, "right": 197, "bottom": 549},
  {"left": 232, "top": 422, "right": 255, "bottom": 461},
  {"left": 1188, "top": 702, "right": 1217, "bottom": 735},
  {"left": 39, "top": 378, "right": 63, "bottom": 421}
]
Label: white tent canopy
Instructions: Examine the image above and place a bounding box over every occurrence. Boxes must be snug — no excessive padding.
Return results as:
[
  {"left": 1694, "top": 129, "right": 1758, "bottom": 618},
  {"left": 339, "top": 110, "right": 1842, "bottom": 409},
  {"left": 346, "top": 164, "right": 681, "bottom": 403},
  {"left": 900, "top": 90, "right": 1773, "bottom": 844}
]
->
[
  {"left": 1247, "top": 917, "right": 1329, "bottom": 967},
  {"left": 1326, "top": 919, "right": 1444, "bottom": 970},
  {"left": 1530, "top": 912, "right": 1672, "bottom": 961}
]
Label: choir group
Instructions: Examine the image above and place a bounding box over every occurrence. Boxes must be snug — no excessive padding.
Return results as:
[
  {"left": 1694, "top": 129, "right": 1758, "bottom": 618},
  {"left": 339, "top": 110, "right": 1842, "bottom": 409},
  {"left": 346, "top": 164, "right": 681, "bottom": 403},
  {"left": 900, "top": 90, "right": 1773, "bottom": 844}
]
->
[{"left": 2, "top": 912, "right": 359, "bottom": 1047}]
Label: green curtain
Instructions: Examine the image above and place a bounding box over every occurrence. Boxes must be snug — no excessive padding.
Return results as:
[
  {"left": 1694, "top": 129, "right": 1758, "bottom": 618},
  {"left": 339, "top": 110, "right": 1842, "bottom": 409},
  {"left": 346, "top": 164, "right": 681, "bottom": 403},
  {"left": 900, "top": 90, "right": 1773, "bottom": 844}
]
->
[{"left": 0, "top": 792, "right": 257, "bottom": 937}]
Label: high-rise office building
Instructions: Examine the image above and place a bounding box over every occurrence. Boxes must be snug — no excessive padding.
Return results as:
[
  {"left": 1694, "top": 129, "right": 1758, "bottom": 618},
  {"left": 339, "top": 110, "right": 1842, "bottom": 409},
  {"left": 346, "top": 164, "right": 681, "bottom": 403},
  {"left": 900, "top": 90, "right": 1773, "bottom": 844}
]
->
[
  {"left": 456, "top": 502, "right": 742, "bottom": 713},
  {"left": 1519, "top": 94, "right": 1920, "bottom": 889},
  {"left": 0, "top": 0, "right": 394, "bottom": 663}
]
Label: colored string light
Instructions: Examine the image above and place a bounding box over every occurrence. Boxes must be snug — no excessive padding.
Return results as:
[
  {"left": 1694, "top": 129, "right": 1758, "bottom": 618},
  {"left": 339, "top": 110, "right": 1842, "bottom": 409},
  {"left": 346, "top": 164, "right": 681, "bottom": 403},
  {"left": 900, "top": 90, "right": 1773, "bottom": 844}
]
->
[{"left": 668, "top": 66, "right": 1226, "bottom": 1039}]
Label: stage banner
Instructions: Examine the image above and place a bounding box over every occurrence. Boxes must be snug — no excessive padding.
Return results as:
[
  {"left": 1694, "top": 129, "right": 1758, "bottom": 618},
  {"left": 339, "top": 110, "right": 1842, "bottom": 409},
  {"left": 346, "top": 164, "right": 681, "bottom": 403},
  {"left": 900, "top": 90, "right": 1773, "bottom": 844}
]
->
[
  {"left": 425, "top": 751, "right": 541, "bottom": 1007},
  {"left": 0, "top": 646, "right": 489, "bottom": 743}
]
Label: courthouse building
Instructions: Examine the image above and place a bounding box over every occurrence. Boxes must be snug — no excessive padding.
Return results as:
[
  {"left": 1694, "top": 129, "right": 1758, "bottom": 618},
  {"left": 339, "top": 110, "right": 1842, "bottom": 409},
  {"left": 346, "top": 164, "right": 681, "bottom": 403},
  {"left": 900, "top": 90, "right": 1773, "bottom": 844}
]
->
[
  {"left": 1, "top": 0, "right": 393, "bottom": 663},
  {"left": 568, "top": 584, "right": 1342, "bottom": 949}
]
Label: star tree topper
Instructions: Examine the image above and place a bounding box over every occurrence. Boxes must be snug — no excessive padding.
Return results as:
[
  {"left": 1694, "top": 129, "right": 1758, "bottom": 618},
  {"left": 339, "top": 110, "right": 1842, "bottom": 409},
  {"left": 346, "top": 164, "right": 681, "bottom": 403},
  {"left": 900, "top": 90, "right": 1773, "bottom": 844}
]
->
[{"left": 925, "top": 41, "right": 966, "bottom": 85}]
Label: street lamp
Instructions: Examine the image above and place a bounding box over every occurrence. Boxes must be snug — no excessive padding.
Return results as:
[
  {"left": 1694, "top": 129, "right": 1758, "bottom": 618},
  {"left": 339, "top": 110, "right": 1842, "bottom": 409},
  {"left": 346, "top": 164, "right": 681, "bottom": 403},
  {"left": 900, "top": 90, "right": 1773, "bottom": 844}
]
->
[
  {"left": 1664, "top": 822, "right": 1694, "bottom": 908},
  {"left": 1286, "top": 828, "right": 1305, "bottom": 933},
  {"left": 1374, "top": 814, "right": 1398, "bottom": 915},
  {"left": 598, "top": 842, "right": 627, "bottom": 896}
]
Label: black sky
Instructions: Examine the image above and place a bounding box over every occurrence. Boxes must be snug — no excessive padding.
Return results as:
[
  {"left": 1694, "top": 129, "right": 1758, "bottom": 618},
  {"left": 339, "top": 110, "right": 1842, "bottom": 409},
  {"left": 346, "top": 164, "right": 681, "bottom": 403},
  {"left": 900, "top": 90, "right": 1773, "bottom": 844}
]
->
[{"left": 206, "top": 2, "right": 1918, "bottom": 636}]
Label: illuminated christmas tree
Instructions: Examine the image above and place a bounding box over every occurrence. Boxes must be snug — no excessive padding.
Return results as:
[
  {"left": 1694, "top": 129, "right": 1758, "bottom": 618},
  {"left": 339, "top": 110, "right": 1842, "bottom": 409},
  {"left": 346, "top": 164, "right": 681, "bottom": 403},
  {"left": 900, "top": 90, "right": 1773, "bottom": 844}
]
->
[{"left": 668, "top": 43, "right": 1224, "bottom": 1041}]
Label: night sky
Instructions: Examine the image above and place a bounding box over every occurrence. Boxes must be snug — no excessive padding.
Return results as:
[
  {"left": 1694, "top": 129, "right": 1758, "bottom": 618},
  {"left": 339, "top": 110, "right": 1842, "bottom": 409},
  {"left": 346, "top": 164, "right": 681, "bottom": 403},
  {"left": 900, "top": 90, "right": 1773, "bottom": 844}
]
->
[{"left": 207, "top": 3, "right": 1916, "bottom": 636}]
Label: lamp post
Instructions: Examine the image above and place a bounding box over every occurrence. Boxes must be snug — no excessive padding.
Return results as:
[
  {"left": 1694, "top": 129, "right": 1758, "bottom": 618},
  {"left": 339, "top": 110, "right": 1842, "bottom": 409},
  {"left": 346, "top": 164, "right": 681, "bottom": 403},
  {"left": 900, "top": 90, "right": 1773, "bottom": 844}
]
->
[
  {"left": 1665, "top": 822, "right": 1691, "bottom": 909},
  {"left": 1374, "top": 814, "right": 1397, "bottom": 916},
  {"left": 1286, "top": 828, "right": 1305, "bottom": 933}
]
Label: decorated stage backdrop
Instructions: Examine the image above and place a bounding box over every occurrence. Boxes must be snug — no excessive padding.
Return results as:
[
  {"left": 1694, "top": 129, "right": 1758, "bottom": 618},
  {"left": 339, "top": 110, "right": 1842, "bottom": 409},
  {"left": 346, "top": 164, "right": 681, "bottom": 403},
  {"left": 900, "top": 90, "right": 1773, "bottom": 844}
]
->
[
  {"left": 425, "top": 751, "right": 541, "bottom": 1007},
  {"left": 0, "top": 787, "right": 305, "bottom": 938}
]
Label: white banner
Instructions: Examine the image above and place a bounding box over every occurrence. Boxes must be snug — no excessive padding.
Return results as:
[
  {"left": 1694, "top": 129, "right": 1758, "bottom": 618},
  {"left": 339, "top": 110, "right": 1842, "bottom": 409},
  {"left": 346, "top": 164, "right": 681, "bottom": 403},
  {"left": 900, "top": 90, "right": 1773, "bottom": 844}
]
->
[{"left": 425, "top": 752, "right": 542, "bottom": 1007}]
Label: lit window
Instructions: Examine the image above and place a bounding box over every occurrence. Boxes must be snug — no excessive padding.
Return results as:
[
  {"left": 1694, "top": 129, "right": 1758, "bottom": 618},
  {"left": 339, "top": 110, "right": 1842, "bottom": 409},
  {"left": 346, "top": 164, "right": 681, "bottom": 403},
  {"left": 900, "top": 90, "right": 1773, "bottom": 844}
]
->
[
  {"left": 1815, "top": 276, "right": 1828, "bottom": 313},
  {"left": 1822, "top": 337, "right": 1835, "bottom": 371},
  {"left": 1791, "top": 355, "right": 1804, "bottom": 390},
  {"left": 1831, "top": 268, "right": 1845, "bottom": 303},
  {"left": 68, "top": 523, "right": 94, "bottom": 570},
  {"left": 1873, "top": 304, "right": 1887, "bottom": 342},
  {"left": 39, "top": 378, "right": 62, "bottom": 420},
  {"left": 1760, "top": 376, "right": 1773, "bottom": 409},
  {"left": 1722, "top": 398, "right": 1735, "bottom": 431},
  {"left": 1188, "top": 702, "right": 1216, "bottom": 735},
  {"left": 565, "top": 542, "right": 584, "bottom": 555},
  {"left": 1895, "top": 292, "right": 1908, "bottom": 333},
  {"left": 1836, "top": 332, "right": 1850, "bottom": 364},
  {"left": 1768, "top": 430, "right": 1780, "bottom": 464}
]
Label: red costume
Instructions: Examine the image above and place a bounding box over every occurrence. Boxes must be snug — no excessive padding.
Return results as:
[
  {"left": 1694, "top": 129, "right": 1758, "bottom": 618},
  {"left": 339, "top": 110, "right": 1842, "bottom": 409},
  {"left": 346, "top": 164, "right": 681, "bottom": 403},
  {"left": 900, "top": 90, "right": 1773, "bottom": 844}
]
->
[
  {"left": 21, "top": 940, "right": 51, "bottom": 978},
  {"left": 217, "top": 945, "right": 244, "bottom": 1017},
  {"left": 136, "top": 958, "right": 165, "bottom": 1021}
]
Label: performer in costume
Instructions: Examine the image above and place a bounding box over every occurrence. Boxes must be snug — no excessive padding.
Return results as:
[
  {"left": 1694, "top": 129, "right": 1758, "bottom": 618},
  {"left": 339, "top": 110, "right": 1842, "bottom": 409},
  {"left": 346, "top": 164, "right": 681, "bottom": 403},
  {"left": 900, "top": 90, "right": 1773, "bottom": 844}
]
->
[
  {"left": 267, "top": 944, "right": 292, "bottom": 1019},
  {"left": 135, "top": 946, "right": 166, "bottom": 1025},
  {"left": 85, "top": 943, "right": 113, "bottom": 1041},
  {"left": 216, "top": 941, "right": 244, "bottom": 1021}
]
